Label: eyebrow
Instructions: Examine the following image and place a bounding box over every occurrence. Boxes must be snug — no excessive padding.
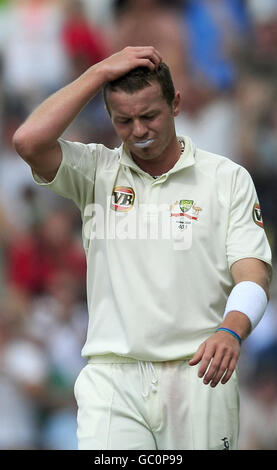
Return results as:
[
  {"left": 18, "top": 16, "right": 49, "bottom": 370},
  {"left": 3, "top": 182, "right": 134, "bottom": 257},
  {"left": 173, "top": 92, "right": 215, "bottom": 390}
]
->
[{"left": 114, "top": 109, "right": 159, "bottom": 120}]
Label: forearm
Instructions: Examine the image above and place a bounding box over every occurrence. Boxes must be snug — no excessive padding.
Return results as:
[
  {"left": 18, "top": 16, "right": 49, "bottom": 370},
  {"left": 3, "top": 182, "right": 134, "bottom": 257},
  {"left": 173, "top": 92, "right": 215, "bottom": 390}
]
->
[
  {"left": 13, "top": 46, "right": 162, "bottom": 167},
  {"left": 223, "top": 258, "right": 271, "bottom": 337},
  {"left": 13, "top": 63, "right": 107, "bottom": 159},
  {"left": 231, "top": 258, "right": 271, "bottom": 300},
  {"left": 189, "top": 259, "right": 271, "bottom": 387},
  {"left": 13, "top": 46, "right": 162, "bottom": 180}
]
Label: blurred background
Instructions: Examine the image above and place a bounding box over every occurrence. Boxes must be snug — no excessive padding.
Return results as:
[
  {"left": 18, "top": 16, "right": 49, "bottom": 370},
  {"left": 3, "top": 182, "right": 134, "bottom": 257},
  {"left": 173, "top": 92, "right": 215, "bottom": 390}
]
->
[{"left": 0, "top": 0, "right": 276, "bottom": 450}]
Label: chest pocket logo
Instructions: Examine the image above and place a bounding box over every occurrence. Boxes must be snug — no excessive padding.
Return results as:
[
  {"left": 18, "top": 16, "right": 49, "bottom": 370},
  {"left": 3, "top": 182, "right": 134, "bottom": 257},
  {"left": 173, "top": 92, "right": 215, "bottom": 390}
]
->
[{"left": 111, "top": 186, "right": 135, "bottom": 212}]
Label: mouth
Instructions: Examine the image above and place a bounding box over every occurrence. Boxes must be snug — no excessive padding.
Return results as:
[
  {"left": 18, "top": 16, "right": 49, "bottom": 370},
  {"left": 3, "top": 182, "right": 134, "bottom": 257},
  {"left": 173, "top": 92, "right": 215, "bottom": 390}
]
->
[{"left": 133, "top": 139, "right": 155, "bottom": 149}]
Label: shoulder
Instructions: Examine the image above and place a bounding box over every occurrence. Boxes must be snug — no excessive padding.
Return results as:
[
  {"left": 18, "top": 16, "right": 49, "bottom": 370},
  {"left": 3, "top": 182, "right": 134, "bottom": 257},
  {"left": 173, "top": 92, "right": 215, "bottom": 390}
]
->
[
  {"left": 195, "top": 147, "right": 240, "bottom": 170},
  {"left": 92, "top": 143, "right": 122, "bottom": 171},
  {"left": 194, "top": 146, "right": 250, "bottom": 182},
  {"left": 58, "top": 139, "right": 121, "bottom": 172}
]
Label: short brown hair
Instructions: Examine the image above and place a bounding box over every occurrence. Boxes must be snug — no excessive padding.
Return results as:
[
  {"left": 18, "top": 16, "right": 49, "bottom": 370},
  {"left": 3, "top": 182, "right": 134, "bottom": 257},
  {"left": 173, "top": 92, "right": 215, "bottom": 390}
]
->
[{"left": 103, "top": 62, "right": 175, "bottom": 113}]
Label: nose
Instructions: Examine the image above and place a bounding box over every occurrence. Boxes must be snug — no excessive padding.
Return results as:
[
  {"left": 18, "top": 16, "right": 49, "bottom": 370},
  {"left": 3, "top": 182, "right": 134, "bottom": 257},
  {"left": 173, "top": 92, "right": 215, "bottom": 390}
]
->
[{"left": 133, "top": 119, "right": 148, "bottom": 139}]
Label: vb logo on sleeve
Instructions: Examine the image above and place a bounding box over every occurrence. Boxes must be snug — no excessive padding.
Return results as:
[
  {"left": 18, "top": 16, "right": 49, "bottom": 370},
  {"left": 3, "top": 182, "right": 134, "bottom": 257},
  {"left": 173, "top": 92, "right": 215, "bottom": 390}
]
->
[{"left": 252, "top": 202, "right": 264, "bottom": 228}]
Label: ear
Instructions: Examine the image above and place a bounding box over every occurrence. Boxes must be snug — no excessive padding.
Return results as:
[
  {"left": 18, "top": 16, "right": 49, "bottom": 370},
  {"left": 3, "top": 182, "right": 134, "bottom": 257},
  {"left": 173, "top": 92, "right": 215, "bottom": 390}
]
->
[
  {"left": 172, "top": 91, "right": 181, "bottom": 117},
  {"left": 104, "top": 103, "right": 111, "bottom": 117},
  {"left": 103, "top": 87, "right": 112, "bottom": 117}
]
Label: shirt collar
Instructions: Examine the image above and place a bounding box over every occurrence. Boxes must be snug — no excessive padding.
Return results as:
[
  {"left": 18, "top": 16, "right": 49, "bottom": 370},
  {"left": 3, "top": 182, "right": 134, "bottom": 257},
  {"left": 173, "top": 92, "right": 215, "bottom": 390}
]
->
[{"left": 118, "top": 135, "right": 196, "bottom": 177}]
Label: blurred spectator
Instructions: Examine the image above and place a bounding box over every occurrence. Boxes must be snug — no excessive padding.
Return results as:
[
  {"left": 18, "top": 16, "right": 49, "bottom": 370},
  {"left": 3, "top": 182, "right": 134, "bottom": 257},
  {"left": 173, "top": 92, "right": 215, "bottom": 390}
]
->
[
  {"left": 110, "top": 0, "right": 188, "bottom": 104},
  {"left": 235, "top": 76, "right": 277, "bottom": 171},
  {"left": 59, "top": 0, "right": 114, "bottom": 145},
  {"left": 62, "top": 0, "right": 110, "bottom": 79},
  {"left": 0, "top": 152, "right": 46, "bottom": 231},
  {"left": 236, "top": 2, "right": 277, "bottom": 169},
  {"left": 247, "top": 0, "right": 277, "bottom": 28},
  {"left": 25, "top": 270, "right": 87, "bottom": 450},
  {"left": 6, "top": 209, "right": 86, "bottom": 296},
  {"left": 0, "top": 279, "right": 85, "bottom": 450},
  {"left": 182, "top": 0, "right": 251, "bottom": 91},
  {"left": 234, "top": 3, "right": 277, "bottom": 258},
  {"left": 0, "top": 204, "right": 18, "bottom": 297},
  {"left": 175, "top": 88, "right": 240, "bottom": 161},
  {"left": 81, "top": 0, "right": 114, "bottom": 27},
  {"left": 0, "top": 286, "right": 49, "bottom": 449},
  {"left": 239, "top": 366, "right": 277, "bottom": 449},
  {"left": 27, "top": 270, "right": 87, "bottom": 386},
  {"left": 0, "top": 79, "right": 49, "bottom": 231},
  {"left": 40, "top": 409, "right": 78, "bottom": 450},
  {"left": 0, "top": 0, "right": 70, "bottom": 113},
  {"left": 174, "top": 0, "right": 251, "bottom": 161}
]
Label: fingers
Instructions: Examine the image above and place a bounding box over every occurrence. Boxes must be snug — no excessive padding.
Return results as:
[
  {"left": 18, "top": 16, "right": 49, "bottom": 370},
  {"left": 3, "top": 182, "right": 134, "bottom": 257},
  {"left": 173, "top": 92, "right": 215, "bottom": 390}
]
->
[
  {"left": 188, "top": 342, "right": 205, "bottom": 366},
  {"left": 202, "top": 348, "right": 238, "bottom": 387},
  {"left": 144, "top": 49, "right": 163, "bottom": 69},
  {"left": 189, "top": 334, "right": 240, "bottom": 387},
  {"left": 129, "top": 46, "right": 163, "bottom": 70},
  {"left": 137, "top": 59, "right": 157, "bottom": 71},
  {"left": 220, "top": 357, "right": 237, "bottom": 385},
  {"left": 102, "top": 46, "right": 163, "bottom": 82},
  {"left": 204, "top": 349, "right": 233, "bottom": 387},
  {"left": 136, "top": 46, "right": 162, "bottom": 62}
]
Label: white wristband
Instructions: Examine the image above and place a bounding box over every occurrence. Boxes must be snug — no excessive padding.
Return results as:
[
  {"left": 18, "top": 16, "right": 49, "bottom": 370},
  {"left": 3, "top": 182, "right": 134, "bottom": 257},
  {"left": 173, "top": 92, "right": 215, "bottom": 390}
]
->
[{"left": 223, "top": 281, "right": 268, "bottom": 330}]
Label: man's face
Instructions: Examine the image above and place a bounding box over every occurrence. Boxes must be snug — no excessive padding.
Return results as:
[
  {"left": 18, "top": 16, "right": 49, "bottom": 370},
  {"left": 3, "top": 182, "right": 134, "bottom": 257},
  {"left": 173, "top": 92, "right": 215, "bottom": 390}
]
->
[{"left": 106, "top": 82, "right": 180, "bottom": 162}]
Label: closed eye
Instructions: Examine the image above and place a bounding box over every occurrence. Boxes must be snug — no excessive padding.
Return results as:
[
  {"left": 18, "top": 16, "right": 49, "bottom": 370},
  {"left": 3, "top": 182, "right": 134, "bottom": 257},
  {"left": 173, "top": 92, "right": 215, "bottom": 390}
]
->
[
  {"left": 142, "top": 113, "right": 157, "bottom": 120},
  {"left": 116, "top": 118, "right": 131, "bottom": 124}
]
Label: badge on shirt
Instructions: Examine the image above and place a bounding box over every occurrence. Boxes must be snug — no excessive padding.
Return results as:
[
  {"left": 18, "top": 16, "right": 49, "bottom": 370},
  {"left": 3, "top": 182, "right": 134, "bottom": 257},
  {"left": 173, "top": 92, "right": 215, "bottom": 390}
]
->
[
  {"left": 252, "top": 202, "right": 264, "bottom": 228},
  {"left": 111, "top": 186, "right": 135, "bottom": 212},
  {"left": 179, "top": 199, "right": 194, "bottom": 213},
  {"left": 170, "top": 200, "right": 202, "bottom": 250},
  {"left": 170, "top": 200, "right": 202, "bottom": 221}
]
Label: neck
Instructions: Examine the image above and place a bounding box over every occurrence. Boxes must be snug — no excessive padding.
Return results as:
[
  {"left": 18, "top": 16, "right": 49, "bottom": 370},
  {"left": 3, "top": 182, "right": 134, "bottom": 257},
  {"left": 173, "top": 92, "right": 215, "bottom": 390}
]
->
[{"left": 131, "top": 136, "right": 182, "bottom": 177}]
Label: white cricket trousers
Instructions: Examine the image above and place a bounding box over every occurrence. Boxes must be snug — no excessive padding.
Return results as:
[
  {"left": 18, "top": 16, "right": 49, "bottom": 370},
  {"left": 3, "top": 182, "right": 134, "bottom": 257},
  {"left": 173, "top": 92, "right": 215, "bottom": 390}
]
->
[{"left": 74, "top": 355, "right": 239, "bottom": 450}]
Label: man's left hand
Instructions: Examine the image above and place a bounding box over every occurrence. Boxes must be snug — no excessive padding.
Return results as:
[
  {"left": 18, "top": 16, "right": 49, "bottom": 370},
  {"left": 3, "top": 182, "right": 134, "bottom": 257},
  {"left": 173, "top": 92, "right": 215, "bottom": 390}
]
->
[{"left": 188, "top": 330, "right": 241, "bottom": 387}]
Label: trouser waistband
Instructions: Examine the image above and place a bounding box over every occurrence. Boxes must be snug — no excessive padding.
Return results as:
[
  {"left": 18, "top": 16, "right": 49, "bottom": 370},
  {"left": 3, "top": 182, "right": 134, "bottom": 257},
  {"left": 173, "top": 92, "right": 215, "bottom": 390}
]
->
[
  {"left": 88, "top": 354, "right": 138, "bottom": 364},
  {"left": 87, "top": 353, "right": 193, "bottom": 364},
  {"left": 87, "top": 354, "right": 193, "bottom": 400}
]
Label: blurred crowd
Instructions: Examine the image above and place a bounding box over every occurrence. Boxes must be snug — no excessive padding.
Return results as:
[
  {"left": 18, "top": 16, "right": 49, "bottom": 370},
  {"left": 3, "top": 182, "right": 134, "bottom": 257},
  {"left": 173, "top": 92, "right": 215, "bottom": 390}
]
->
[{"left": 0, "top": 0, "right": 277, "bottom": 450}]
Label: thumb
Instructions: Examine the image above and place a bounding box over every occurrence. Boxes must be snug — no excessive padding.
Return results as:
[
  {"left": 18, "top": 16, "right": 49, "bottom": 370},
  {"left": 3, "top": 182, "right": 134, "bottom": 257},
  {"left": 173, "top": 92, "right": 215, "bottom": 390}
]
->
[{"left": 188, "top": 342, "right": 206, "bottom": 366}]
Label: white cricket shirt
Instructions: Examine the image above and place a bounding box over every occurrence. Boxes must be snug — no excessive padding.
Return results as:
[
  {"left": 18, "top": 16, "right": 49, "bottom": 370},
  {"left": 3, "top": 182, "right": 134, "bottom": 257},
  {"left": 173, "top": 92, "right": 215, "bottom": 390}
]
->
[{"left": 32, "top": 136, "right": 272, "bottom": 361}]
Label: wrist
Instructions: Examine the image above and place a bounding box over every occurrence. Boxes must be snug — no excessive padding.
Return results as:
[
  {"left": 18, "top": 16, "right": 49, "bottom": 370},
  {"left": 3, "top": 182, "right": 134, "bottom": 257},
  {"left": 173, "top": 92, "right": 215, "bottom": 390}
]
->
[
  {"left": 220, "top": 310, "right": 251, "bottom": 340},
  {"left": 89, "top": 61, "right": 113, "bottom": 86},
  {"left": 215, "top": 327, "right": 242, "bottom": 345},
  {"left": 80, "top": 63, "right": 109, "bottom": 93}
]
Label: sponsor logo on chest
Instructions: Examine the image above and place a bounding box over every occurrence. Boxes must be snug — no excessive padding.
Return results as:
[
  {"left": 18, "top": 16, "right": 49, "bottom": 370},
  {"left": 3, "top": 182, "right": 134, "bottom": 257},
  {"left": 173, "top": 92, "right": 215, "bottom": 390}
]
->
[{"left": 111, "top": 186, "right": 135, "bottom": 212}]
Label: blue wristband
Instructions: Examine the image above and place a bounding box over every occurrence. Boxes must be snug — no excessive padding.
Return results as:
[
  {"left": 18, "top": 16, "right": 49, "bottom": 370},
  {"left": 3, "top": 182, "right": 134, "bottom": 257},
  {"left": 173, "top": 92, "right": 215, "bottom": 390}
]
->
[{"left": 215, "top": 327, "right": 242, "bottom": 345}]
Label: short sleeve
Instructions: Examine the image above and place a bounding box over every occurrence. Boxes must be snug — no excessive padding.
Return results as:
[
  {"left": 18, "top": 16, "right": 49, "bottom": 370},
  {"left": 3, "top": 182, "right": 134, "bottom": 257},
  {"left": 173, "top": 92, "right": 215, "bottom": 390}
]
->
[
  {"left": 226, "top": 166, "right": 272, "bottom": 270},
  {"left": 31, "top": 138, "right": 98, "bottom": 210}
]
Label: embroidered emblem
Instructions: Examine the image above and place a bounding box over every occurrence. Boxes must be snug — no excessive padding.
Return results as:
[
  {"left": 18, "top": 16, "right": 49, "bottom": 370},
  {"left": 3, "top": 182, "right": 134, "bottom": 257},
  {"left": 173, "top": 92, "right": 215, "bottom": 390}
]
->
[
  {"left": 179, "top": 200, "right": 194, "bottom": 213},
  {"left": 170, "top": 200, "right": 202, "bottom": 221},
  {"left": 192, "top": 205, "right": 202, "bottom": 217}
]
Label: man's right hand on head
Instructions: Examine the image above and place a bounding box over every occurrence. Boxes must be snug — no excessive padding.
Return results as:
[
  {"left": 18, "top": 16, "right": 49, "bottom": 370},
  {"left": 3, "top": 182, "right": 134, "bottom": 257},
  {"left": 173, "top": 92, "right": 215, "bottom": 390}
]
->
[
  {"left": 13, "top": 46, "right": 162, "bottom": 182},
  {"left": 97, "top": 46, "right": 163, "bottom": 83}
]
